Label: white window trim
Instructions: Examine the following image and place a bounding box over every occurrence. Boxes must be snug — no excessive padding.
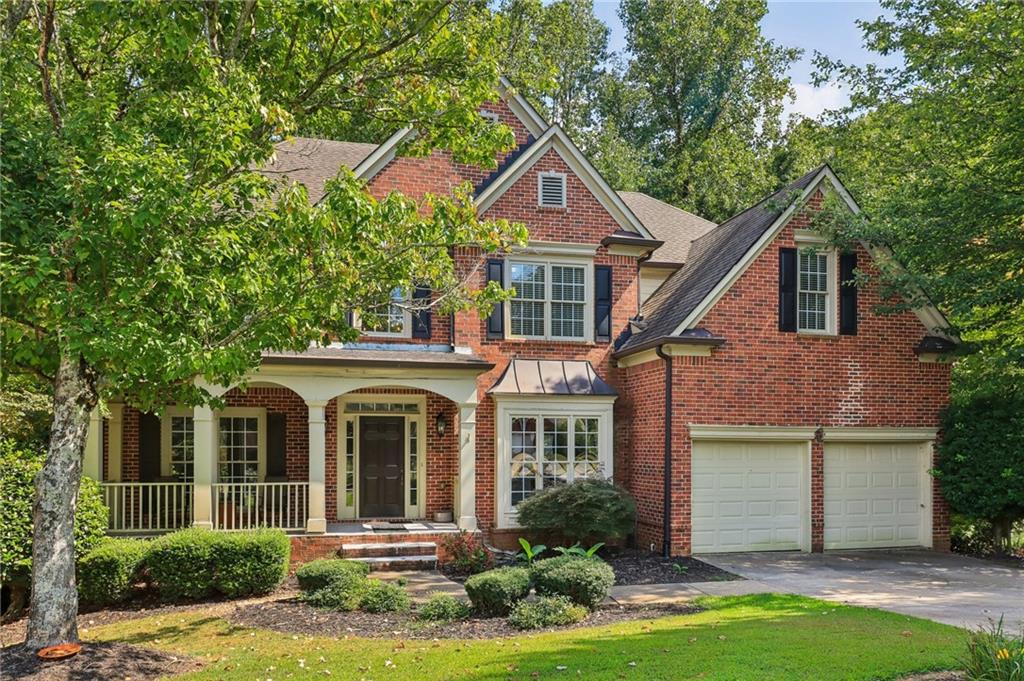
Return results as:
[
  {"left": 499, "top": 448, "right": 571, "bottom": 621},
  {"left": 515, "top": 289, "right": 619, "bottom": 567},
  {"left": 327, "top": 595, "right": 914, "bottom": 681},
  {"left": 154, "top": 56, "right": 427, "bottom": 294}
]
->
[
  {"left": 795, "top": 233, "right": 837, "bottom": 336},
  {"left": 494, "top": 396, "right": 615, "bottom": 528},
  {"left": 335, "top": 394, "right": 427, "bottom": 520},
  {"left": 354, "top": 289, "right": 413, "bottom": 339},
  {"left": 537, "top": 171, "right": 567, "bottom": 208},
  {"left": 160, "top": 406, "right": 195, "bottom": 479},
  {"left": 480, "top": 110, "right": 500, "bottom": 124},
  {"left": 215, "top": 407, "right": 267, "bottom": 483},
  {"left": 505, "top": 256, "right": 593, "bottom": 343}
]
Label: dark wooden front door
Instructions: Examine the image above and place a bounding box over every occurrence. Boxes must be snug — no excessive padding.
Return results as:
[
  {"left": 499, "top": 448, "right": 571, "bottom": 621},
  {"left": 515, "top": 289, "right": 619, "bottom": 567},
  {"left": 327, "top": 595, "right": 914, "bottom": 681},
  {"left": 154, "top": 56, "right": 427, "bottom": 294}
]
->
[{"left": 359, "top": 416, "right": 405, "bottom": 517}]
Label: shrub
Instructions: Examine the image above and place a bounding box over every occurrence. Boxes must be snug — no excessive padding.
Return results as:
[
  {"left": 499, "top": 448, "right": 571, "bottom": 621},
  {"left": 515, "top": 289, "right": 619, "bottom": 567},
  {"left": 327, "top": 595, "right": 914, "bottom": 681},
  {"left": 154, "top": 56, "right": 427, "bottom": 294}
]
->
[
  {"left": 0, "top": 439, "right": 108, "bottom": 611},
  {"left": 212, "top": 528, "right": 290, "bottom": 597},
  {"left": 145, "top": 527, "right": 218, "bottom": 599},
  {"left": 417, "top": 592, "right": 471, "bottom": 622},
  {"left": 302, "top": 572, "right": 368, "bottom": 611},
  {"left": 508, "top": 595, "right": 588, "bottom": 630},
  {"left": 438, "top": 530, "right": 493, "bottom": 576},
  {"left": 531, "top": 555, "right": 615, "bottom": 610},
  {"left": 515, "top": 478, "right": 636, "bottom": 545},
  {"left": 464, "top": 566, "right": 531, "bottom": 617},
  {"left": 77, "top": 537, "right": 149, "bottom": 606},
  {"left": 961, "top": 618, "right": 1024, "bottom": 681},
  {"left": 295, "top": 559, "right": 370, "bottom": 593},
  {"left": 359, "top": 580, "right": 411, "bottom": 613}
]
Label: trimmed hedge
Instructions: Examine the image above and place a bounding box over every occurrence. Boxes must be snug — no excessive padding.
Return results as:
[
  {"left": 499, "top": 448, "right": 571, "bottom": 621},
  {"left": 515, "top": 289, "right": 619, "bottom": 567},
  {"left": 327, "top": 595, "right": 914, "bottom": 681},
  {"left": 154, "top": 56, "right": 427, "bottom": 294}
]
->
[
  {"left": 146, "top": 528, "right": 217, "bottom": 599},
  {"left": 464, "top": 566, "right": 531, "bottom": 617},
  {"left": 77, "top": 537, "right": 149, "bottom": 606},
  {"left": 359, "top": 580, "right": 411, "bottom": 613},
  {"left": 508, "top": 595, "right": 588, "bottom": 630},
  {"left": 417, "top": 592, "right": 470, "bottom": 622},
  {"left": 515, "top": 478, "right": 636, "bottom": 545},
  {"left": 295, "top": 559, "right": 370, "bottom": 593},
  {"left": 531, "top": 555, "right": 615, "bottom": 609},
  {"left": 213, "top": 528, "right": 290, "bottom": 597},
  {"left": 302, "top": 572, "right": 368, "bottom": 611}
]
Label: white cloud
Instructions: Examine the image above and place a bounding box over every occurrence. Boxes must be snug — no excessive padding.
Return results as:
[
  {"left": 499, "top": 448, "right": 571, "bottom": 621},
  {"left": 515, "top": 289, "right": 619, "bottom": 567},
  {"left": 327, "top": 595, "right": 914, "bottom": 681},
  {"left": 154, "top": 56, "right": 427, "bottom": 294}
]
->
[{"left": 785, "top": 82, "right": 848, "bottom": 122}]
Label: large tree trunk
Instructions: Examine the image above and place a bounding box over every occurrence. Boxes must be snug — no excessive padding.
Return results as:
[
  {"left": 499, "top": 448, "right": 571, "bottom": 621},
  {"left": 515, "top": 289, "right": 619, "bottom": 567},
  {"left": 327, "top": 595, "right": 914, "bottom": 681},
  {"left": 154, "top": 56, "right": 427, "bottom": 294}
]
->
[{"left": 25, "top": 352, "right": 97, "bottom": 650}]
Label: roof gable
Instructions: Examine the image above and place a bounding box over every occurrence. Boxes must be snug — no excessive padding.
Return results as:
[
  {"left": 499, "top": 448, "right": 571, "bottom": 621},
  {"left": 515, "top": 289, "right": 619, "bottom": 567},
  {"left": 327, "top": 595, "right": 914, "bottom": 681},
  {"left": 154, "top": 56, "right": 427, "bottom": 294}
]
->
[{"left": 618, "top": 191, "right": 716, "bottom": 265}]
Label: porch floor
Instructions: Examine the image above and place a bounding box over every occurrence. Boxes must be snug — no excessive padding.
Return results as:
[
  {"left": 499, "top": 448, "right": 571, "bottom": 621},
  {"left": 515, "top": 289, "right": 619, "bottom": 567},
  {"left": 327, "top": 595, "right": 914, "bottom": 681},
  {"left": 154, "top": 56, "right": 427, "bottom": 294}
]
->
[{"left": 304, "top": 521, "right": 460, "bottom": 536}]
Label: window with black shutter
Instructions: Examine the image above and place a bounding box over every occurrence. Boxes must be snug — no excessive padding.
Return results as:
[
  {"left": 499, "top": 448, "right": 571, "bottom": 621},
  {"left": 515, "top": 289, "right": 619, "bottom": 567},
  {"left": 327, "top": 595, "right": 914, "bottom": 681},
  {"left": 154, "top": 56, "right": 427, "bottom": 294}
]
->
[
  {"left": 594, "top": 265, "right": 612, "bottom": 343},
  {"left": 411, "top": 286, "right": 432, "bottom": 339},
  {"left": 778, "top": 247, "right": 797, "bottom": 332},
  {"left": 839, "top": 251, "right": 858, "bottom": 335},
  {"left": 486, "top": 259, "right": 504, "bottom": 339}
]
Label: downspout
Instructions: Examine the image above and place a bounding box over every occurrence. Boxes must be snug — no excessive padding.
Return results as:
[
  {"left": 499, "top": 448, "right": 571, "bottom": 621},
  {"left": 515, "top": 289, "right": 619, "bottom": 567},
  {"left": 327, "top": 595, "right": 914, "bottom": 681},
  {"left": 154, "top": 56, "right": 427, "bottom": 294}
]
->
[{"left": 655, "top": 344, "right": 673, "bottom": 557}]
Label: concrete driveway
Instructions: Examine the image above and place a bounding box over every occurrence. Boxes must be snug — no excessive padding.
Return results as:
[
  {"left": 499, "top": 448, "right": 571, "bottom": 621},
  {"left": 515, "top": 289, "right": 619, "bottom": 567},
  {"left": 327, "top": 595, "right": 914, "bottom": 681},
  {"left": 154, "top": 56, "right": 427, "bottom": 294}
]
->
[{"left": 697, "top": 549, "right": 1024, "bottom": 630}]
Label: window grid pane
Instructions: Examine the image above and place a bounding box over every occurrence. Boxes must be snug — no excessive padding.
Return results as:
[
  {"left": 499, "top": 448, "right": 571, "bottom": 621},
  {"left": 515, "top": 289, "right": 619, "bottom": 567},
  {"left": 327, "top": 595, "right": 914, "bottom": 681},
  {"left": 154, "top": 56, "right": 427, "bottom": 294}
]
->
[
  {"left": 170, "top": 415, "right": 194, "bottom": 482},
  {"left": 218, "top": 416, "right": 259, "bottom": 484},
  {"left": 362, "top": 287, "right": 405, "bottom": 334},
  {"left": 510, "top": 414, "right": 603, "bottom": 507},
  {"left": 573, "top": 417, "right": 601, "bottom": 479},
  {"left": 542, "top": 417, "right": 570, "bottom": 488},
  {"left": 798, "top": 250, "right": 829, "bottom": 331},
  {"left": 510, "top": 417, "right": 538, "bottom": 505},
  {"left": 345, "top": 420, "right": 355, "bottom": 507},
  {"left": 510, "top": 263, "right": 546, "bottom": 337},
  {"left": 409, "top": 420, "right": 418, "bottom": 507}
]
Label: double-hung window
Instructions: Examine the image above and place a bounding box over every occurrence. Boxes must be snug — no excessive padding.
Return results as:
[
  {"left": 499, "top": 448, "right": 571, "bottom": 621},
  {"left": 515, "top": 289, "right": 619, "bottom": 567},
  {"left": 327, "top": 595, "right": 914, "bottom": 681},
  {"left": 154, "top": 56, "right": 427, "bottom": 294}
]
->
[
  {"left": 509, "top": 414, "right": 603, "bottom": 506},
  {"left": 797, "top": 246, "right": 834, "bottom": 333},
  {"left": 359, "top": 287, "right": 409, "bottom": 337},
  {"left": 169, "top": 414, "right": 194, "bottom": 482},
  {"left": 218, "top": 412, "right": 264, "bottom": 484},
  {"left": 508, "top": 260, "right": 589, "bottom": 341}
]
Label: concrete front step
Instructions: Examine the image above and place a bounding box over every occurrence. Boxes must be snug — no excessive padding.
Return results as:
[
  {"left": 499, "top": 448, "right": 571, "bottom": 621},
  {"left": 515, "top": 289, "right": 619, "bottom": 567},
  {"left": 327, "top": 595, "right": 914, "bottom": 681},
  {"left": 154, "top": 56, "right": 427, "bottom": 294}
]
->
[
  {"left": 340, "top": 541, "right": 437, "bottom": 558},
  {"left": 350, "top": 555, "right": 438, "bottom": 571}
]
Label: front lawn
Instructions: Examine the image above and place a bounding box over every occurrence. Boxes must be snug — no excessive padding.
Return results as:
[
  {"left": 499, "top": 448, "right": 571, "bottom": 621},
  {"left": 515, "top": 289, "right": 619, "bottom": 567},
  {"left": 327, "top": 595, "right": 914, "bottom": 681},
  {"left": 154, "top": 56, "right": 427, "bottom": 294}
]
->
[{"left": 83, "top": 594, "right": 963, "bottom": 680}]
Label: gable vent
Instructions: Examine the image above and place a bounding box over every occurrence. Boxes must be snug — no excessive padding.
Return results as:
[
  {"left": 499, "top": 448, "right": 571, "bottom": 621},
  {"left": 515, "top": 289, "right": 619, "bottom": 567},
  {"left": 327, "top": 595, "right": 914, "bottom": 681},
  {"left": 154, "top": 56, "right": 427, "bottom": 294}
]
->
[{"left": 538, "top": 172, "right": 566, "bottom": 208}]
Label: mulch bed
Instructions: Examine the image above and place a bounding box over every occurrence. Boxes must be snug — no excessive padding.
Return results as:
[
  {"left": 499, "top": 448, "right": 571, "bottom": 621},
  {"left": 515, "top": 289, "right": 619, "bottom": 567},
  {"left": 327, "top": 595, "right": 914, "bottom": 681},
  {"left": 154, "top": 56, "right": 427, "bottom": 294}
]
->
[
  {"left": 229, "top": 598, "right": 700, "bottom": 640},
  {"left": 605, "top": 550, "right": 740, "bottom": 585},
  {"left": 1, "top": 642, "right": 203, "bottom": 680}
]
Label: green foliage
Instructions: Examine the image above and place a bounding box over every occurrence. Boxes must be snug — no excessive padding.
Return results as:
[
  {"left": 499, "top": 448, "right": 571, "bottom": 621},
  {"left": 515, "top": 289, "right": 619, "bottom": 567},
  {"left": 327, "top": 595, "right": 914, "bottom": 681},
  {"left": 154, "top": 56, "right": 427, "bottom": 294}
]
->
[
  {"left": 0, "top": 373, "right": 52, "bottom": 449},
  {"left": 295, "top": 559, "right": 371, "bottom": 593},
  {"left": 439, "top": 531, "right": 493, "bottom": 576},
  {"left": 0, "top": 439, "right": 108, "bottom": 587},
  {"left": 211, "top": 528, "right": 290, "bottom": 598},
  {"left": 301, "top": 573, "right": 369, "bottom": 612},
  {"left": 935, "top": 389, "right": 1024, "bottom": 553},
  {"left": 145, "top": 528, "right": 218, "bottom": 600},
  {"left": 77, "top": 538, "right": 149, "bottom": 606},
  {"left": 417, "top": 593, "right": 471, "bottom": 623},
  {"left": 515, "top": 537, "right": 546, "bottom": 565},
  {"left": 359, "top": 580, "right": 412, "bottom": 614},
  {"left": 530, "top": 555, "right": 615, "bottom": 610},
  {"left": 961, "top": 618, "right": 1024, "bottom": 681},
  {"left": 464, "top": 567, "right": 532, "bottom": 617},
  {"left": 515, "top": 478, "right": 636, "bottom": 545},
  {"left": 552, "top": 542, "right": 604, "bottom": 558},
  {"left": 508, "top": 595, "right": 588, "bottom": 630}
]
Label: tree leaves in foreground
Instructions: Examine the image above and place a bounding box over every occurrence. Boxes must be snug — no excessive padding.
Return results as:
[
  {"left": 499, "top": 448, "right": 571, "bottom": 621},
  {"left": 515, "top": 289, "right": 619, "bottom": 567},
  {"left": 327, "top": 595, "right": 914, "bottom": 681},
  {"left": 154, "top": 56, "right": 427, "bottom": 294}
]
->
[{"left": 0, "top": 0, "right": 524, "bottom": 648}]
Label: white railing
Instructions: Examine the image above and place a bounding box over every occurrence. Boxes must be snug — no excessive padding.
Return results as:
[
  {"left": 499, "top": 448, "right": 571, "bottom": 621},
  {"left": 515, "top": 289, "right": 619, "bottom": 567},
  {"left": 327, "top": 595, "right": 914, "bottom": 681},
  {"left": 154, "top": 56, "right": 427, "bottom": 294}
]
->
[
  {"left": 212, "top": 482, "right": 309, "bottom": 531},
  {"left": 101, "top": 482, "right": 193, "bottom": 533}
]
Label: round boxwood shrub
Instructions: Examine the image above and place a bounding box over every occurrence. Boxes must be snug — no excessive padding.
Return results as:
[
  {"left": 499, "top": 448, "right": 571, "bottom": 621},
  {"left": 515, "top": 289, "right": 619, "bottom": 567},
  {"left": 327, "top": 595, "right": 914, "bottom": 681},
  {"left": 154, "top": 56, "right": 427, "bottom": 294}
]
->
[
  {"left": 464, "top": 566, "right": 531, "bottom": 617},
  {"left": 212, "top": 528, "right": 291, "bottom": 597},
  {"left": 531, "top": 555, "right": 614, "bottom": 610},
  {"left": 295, "top": 558, "right": 370, "bottom": 593},
  {"left": 145, "top": 527, "right": 218, "bottom": 599},
  {"left": 302, "top": 571, "right": 368, "bottom": 611},
  {"left": 417, "top": 592, "right": 471, "bottom": 622},
  {"left": 77, "top": 537, "right": 149, "bottom": 606},
  {"left": 359, "top": 580, "right": 411, "bottom": 613},
  {"left": 508, "top": 595, "right": 588, "bottom": 630},
  {"left": 515, "top": 478, "right": 636, "bottom": 545}
]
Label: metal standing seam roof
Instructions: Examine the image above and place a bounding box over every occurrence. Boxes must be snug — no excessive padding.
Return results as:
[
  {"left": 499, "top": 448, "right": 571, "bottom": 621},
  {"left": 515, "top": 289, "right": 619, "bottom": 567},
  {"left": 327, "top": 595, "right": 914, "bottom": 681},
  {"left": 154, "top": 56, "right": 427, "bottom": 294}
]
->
[{"left": 488, "top": 359, "right": 617, "bottom": 396}]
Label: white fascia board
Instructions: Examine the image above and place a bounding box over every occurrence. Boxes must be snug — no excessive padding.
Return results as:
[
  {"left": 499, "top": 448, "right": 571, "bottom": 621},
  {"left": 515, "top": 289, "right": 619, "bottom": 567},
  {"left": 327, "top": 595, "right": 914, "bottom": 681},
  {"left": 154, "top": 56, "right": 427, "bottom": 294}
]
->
[
  {"left": 688, "top": 424, "right": 818, "bottom": 441},
  {"left": 353, "top": 127, "right": 414, "bottom": 181},
  {"left": 498, "top": 76, "right": 547, "bottom": 137},
  {"left": 822, "top": 426, "right": 939, "bottom": 442}
]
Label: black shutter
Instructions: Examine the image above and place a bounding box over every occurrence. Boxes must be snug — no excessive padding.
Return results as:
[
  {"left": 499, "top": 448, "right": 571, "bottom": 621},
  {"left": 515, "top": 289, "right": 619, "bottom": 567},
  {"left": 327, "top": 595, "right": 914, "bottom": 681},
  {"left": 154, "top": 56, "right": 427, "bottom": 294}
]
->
[
  {"left": 839, "top": 251, "right": 858, "bottom": 335},
  {"left": 138, "top": 413, "right": 162, "bottom": 482},
  {"left": 778, "top": 247, "right": 797, "bottom": 332},
  {"left": 267, "top": 412, "right": 288, "bottom": 478},
  {"left": 485, "top": 259, "right": 504, "bottom": 339},
  {"left": 594, "top": 265, "right": 612, "bottom": 343},
  {"left": 411, "top": 286, "right": 432, "bottom": 339}
]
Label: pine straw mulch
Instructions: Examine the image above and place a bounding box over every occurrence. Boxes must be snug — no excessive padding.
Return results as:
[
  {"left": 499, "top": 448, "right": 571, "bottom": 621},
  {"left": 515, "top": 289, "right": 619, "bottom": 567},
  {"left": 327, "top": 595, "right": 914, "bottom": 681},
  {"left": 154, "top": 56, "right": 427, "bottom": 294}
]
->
[
  {"left": 1, "top": 642, "right": 203, "bottom": 680},
  {"left": 228, "top": 597, "right": 701, "bottom": 640}
]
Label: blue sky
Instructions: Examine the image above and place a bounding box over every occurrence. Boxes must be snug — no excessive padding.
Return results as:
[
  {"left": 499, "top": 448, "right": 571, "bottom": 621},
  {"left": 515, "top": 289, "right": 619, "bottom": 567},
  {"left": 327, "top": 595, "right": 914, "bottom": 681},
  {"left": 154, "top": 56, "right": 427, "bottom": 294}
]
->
[{"left": 591, "top": 1, "right": 901, "bottom": 121}]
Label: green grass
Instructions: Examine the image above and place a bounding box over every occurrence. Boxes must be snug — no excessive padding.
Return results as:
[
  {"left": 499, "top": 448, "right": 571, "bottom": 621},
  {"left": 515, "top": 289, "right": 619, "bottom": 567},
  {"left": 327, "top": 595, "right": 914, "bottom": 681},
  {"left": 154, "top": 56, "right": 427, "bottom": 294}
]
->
[{"left": 86, "top": 594, "right": 963, "bottom": 680}]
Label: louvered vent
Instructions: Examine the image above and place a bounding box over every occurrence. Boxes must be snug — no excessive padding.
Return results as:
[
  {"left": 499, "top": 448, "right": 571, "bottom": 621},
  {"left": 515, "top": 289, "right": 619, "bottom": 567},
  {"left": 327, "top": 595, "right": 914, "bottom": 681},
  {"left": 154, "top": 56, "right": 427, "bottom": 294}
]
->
[{"left": 538, "top": 172, "right": 566, "bottom": 207}]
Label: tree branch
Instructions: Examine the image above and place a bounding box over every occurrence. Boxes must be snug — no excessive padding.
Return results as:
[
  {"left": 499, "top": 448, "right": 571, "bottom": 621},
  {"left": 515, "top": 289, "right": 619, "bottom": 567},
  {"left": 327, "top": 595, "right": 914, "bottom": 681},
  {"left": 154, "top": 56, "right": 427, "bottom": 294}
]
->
[
  {"left": 35, "top": 0, "right": 62, "bottom": 131},
  {"left": 225, "top": 0, "right": 255, "bottom": 62}
]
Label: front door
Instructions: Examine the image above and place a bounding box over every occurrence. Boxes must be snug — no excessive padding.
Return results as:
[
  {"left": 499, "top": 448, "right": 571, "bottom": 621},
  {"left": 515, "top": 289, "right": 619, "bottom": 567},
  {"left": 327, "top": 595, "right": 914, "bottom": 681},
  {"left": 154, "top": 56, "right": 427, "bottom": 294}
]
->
[{"left": 359, "top": 416, "right": 405, "bottom": 517}]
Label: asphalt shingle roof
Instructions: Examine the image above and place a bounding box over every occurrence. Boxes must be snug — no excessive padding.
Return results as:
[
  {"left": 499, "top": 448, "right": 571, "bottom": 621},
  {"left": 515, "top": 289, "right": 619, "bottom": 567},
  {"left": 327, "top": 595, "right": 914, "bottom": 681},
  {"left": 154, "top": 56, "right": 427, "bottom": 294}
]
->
[
  {"left": 617, "top": 191, "right": 716, "bottom": 265},
  {"left": 262, "top": 137, "right": 379, "bottom": 204}
]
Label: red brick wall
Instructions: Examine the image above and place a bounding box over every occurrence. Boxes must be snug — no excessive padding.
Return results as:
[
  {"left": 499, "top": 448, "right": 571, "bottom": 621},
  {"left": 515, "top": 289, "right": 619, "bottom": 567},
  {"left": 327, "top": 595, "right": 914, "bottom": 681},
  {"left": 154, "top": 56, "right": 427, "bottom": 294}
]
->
[{"left": 622, "top": 190, "right": 952, "bottom": 554}]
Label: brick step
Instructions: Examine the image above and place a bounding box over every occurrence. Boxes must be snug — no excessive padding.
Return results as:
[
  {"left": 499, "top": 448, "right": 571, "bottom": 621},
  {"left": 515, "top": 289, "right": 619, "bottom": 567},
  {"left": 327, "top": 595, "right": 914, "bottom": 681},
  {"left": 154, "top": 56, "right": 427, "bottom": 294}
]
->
[
  {"left": 340, "top": 541, "right": 437, "bottom": 559},
  {"left": 350, "top": 554, "right": 438, "bottom": 571}
]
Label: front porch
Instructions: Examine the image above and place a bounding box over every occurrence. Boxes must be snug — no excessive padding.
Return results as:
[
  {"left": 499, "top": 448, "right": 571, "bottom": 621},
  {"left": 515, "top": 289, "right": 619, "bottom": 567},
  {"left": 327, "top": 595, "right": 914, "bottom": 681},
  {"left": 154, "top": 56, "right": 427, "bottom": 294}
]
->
[{"left": 82, "top": 349, "right": 490, "bottom": 537}]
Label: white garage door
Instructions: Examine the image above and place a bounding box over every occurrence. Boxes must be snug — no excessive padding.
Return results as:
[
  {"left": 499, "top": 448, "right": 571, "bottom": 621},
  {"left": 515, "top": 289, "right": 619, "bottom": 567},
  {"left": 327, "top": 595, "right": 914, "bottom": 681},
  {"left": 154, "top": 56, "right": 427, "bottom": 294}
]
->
[
  {"left": 824, "top": 441, "right": 927, "bottom": 549},
  {"left": 692, "top": 440, "right": 807, "bottom": 553}
]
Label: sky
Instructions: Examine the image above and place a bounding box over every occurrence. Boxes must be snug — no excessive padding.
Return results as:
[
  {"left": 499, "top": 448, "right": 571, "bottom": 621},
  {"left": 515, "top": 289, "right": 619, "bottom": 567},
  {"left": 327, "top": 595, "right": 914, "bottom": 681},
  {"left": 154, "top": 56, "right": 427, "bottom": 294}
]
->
[{"left": 591, "top": 0, "right": 902, "bottom": 121}]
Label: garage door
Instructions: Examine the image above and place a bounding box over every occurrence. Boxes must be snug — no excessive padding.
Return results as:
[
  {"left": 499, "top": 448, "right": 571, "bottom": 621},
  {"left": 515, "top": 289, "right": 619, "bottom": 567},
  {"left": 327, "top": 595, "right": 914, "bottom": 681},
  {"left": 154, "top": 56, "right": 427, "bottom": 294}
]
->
[
  {"left": 692, "top": 440, "right": 807, "bottom": 553},
  {"left": 824, "top": 442, "right": 927, "bottom": 549}
]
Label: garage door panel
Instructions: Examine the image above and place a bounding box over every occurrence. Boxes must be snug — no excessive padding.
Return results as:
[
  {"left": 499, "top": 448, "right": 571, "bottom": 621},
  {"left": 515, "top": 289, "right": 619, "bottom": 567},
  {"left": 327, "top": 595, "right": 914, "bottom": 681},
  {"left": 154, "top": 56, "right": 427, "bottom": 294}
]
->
[
  {"left": 692, "top": 440, "right": 806, "bottom": 553},
  {"left": 824, "top": 441, "right": 927, "bottom": 550}
]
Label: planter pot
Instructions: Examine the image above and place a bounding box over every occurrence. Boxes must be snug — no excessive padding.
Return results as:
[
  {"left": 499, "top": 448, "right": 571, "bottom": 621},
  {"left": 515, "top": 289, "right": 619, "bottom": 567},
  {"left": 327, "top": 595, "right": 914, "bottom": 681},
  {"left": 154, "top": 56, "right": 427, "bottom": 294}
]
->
[{"left": 434, "top": 510, "right": 453, "bottom": 523}]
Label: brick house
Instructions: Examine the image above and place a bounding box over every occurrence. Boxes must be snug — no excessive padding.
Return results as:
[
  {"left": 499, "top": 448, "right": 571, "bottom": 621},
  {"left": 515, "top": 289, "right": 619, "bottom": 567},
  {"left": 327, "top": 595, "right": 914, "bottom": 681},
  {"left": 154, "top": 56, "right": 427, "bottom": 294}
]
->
[{"left": 82, "top": 80, "right": 956, "bottom": 561}]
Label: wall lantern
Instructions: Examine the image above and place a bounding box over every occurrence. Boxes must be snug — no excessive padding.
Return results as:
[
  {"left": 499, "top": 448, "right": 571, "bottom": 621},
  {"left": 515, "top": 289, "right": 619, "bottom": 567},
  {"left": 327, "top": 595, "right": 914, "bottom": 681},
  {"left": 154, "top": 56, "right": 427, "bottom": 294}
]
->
[{"left": 435, "top": 412, "right": 448, "bottom": 436}]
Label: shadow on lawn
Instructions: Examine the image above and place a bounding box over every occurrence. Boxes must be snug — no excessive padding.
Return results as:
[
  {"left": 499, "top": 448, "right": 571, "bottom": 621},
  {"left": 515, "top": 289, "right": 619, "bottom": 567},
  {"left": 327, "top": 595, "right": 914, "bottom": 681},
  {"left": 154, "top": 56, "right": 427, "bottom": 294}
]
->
[{"left": 108, "top": 616, "right": 240, "bottom": 647}]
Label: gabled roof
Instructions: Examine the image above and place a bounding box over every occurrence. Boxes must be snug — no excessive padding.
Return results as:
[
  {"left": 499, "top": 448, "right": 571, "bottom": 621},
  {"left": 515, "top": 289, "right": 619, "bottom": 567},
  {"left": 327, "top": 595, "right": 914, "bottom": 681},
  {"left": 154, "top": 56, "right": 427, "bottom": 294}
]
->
[
  {"left": 617, "top": 192, "right": 717, "bottom": 265},
  {"left": 265, "top": 137, "right": 378, "bottom": 204}
]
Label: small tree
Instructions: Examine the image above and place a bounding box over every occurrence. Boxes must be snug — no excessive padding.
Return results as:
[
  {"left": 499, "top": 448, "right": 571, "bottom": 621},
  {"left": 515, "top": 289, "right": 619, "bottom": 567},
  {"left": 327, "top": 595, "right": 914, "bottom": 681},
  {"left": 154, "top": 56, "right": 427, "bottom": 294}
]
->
[{"left": 934, "top": 388, "right": 1024, "bottom": 555}]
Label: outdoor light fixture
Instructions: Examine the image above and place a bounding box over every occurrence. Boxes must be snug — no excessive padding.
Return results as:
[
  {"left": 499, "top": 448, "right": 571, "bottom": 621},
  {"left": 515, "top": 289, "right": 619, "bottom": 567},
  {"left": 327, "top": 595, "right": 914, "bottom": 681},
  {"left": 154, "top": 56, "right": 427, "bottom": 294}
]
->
[{"left": 435, "top": 412, "right": 448, "bottom": 436}]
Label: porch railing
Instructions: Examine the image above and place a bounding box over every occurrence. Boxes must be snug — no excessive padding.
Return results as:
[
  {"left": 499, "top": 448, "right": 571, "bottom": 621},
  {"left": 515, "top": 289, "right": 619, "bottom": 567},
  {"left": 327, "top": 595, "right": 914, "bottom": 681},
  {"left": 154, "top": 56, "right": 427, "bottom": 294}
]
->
[
  {"left": 101, "top": 482, "right": 193, "bottom": 533},
  {"left": 212, "top": 482, "right": 309, "bottom": 531}
]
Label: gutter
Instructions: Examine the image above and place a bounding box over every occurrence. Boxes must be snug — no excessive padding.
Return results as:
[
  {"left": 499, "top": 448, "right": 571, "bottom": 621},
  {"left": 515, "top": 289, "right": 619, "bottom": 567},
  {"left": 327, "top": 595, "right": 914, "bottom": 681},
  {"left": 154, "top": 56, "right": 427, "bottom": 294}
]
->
[
  {"left": 612, "top": 333, "right": 725, "bottom": 360},
  {"left": 655, "top": 344, "right": 673, "bottom": 558}
]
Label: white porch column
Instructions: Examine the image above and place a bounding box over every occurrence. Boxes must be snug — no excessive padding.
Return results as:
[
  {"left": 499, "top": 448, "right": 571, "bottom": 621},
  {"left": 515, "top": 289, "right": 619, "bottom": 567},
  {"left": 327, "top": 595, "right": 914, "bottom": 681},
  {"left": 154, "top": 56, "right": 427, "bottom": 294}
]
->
[
  {"left": 106, "top": 403, "right": 124, "bottom": 481},
  {"left": 306, "top": 400, "right": 328, "bottom": 534},
  {"left": 192, "top": 405, "right": 218, "bottom": 529},
  {"left": 82, "top": 407, "right": 102, "bottom": 480},
  {"left": 458, "top": 402, "right": 478, "bottom": 531}
]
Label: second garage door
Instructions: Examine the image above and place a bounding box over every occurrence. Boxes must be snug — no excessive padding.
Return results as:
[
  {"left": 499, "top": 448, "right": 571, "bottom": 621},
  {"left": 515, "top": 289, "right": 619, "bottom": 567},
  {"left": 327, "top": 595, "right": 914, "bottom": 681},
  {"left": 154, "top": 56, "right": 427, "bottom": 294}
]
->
[
  {"left": 692, "top": 440, "right": 808, "bottom": 553},
  {"left": 824, "top": 441, "right": 928, "bottom": 549}
]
